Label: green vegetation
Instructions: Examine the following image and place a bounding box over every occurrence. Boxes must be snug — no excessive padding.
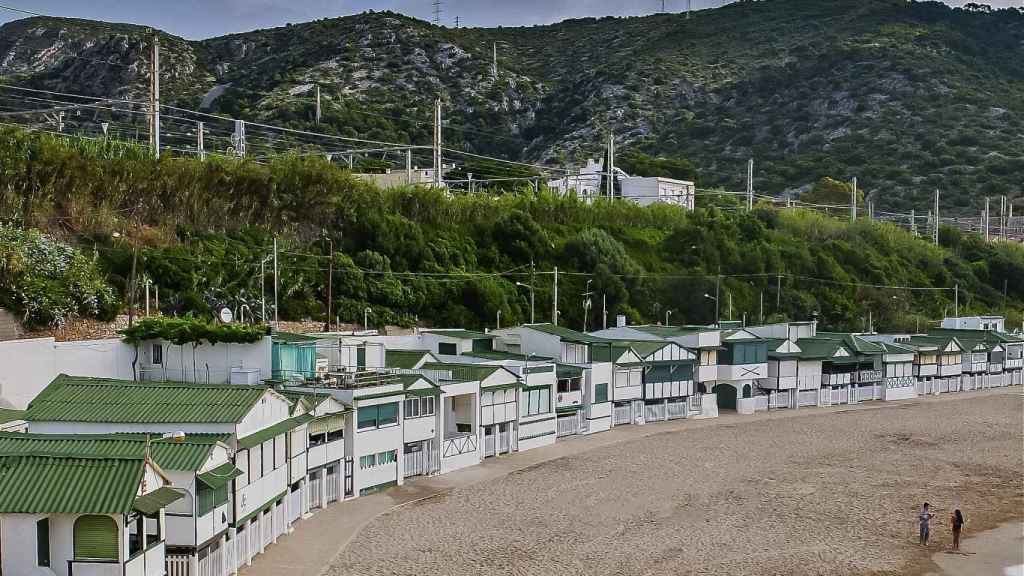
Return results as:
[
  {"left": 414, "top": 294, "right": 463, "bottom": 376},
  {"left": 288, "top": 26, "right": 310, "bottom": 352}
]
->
[
  {"left": 2, "top": 1, "right": 1021, "bottom": 211},
  {"left": 120, "top": 316, "right": 266, "bottom": 346},
  {"left": 1, "top": 128, "right": 1022, "bottom": 334},
  {"left": 0, "top": 225, "right": 116, "bottom": 328}
]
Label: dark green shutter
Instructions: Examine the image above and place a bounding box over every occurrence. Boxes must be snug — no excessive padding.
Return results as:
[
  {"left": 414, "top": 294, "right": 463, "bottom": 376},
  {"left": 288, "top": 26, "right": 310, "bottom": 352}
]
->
[
  {"left": 197, "top": 484, "right": 215, "bottom": 516},
  {"left": 74, "top": 515, "right": 118, "bottom": 560},
  {"left": 357, "top": 346, "right": 366, "bottom": 368},
  {"left": 594, "top": 383, "right": 608, "bottom": 403},
  {"left": 37, "top": 518, "right": 50, "bottom": 566}
]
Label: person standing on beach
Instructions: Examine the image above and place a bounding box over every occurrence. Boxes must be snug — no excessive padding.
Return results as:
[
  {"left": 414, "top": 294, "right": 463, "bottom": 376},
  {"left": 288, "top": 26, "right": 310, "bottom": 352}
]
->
[
  {"left": 918, "top": 503, "right": 935, "bottom": 545},
  {"left": 950, "top": 509, "right": 965, "bottom": 551}
]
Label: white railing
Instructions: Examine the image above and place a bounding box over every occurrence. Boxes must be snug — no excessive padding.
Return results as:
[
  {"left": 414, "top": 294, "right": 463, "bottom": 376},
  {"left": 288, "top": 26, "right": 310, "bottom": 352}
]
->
[
  {"left": 667, "top": 399, "right": 687, "bottom": 419},
  {"left": 484, "top": 434, "right": 496, "bottom": 457},
  {"left": 443, "top": 433, "right": 478, "bottom": 458},
  {"left": 556, "top": 414, "right": 580, "bottom": 437},
  {"left": 326, "top": 468, "right": 339, "bottom": 504},
  {"left": 690, "top": 393, "right": 703, "bottom": 412},
  {"left": 613, "top": 403, "right": 632, "bottom": 425},
  {"left": 288, "top": 489, "right": 301, "bottom": 523},
  {"left": 645, "top": 402, "right": 666, "bottom": 422},
  {"left": 769, "top": 390, "right": 790, "bottom": 409},
  {"left": 167, "top": 554, "right": 190, "bottom": 576},
  {"left": 404, "top": 449, "right": 428, "bottom": 477},
  {"left": 799, "top": 389, "right": 818, "bottom": 407},
  {"left": 197, "top": 542, "right": 223, "bottom": 576},
  {"left": 261, "top": 510, "right": 273, "bottom": 548}
]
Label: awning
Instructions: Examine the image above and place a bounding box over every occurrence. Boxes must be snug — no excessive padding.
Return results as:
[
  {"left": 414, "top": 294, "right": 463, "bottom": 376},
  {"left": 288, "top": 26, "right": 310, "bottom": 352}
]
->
[
  {"left": 555, "top": 364, "right": 584, "bottom": 379},
  {"left": 308, "top": 414, "right": 345, "bottom": 436},
  {"left": 236, "top": 414, "right": 313, "bottom": 450},
  {"left": 133, "top": 486, "right": 185, "bottom": 515},
  {"left": 556, "top": 405, "right": 581, "bottom": 415},
  {"left": 197, "top": 462, "right": 243, "bottom": 489}
]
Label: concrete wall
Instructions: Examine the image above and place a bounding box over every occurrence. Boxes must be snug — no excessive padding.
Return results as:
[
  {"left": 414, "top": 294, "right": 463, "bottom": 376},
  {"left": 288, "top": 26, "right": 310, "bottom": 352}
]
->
[
  {"left": 138, "top": 337, "right": 271, "bottom": 384},
  {"left": 0, "top": 337, "right": 133, "bottom": 409}
]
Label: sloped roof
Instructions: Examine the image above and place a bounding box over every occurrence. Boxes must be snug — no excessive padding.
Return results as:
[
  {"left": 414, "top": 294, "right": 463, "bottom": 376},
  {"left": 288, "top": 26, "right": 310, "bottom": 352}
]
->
[
  {"left": 422, "top": 362, "right": 505, "bottom": 383},
  {"left": 524, "top": 323, "right": 609, "bottom": 344},
  {"left": 272, "top": 331, "right": 320, "bottom": 344},
  {"left": 909, "top": 335, "right": 963, "bottom": 352},
  {"left": 0, "top": 454, "right": 146, "bottom": 514},
  {"left": 463, "top": 350, "right": 554, "bottom": 361},
  {"left": 0, "top": 408, "right": 24, "bottom": 425},
  {"left": 423, "top": 329, "right": 495, "bottom": 340},
  {"left": 878, "top": 341, "right": 917, "bottom": 355},
  {"left": 236, "top": 414, "right": 314, "bottom": 450},
  {"left": 26, "top": 375, "right": 270, "bottom": 424},
  {"left": 385, "top": 349, "right": 435, "bottom": 369},
  {"left": 0, "top": 432, "right": 228, "bottom": 472},
  {"left": 794, "top": 338, "right": 851, "bottom": 361}
]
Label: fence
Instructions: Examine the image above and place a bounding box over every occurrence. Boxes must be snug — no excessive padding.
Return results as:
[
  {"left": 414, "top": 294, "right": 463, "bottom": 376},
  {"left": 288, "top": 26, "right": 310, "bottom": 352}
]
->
[
  {"left": 799, "top": 389, "right": 819, "bottom": 407},
  {"left": 167, "top": 554, "right": 190, "bottom": 576},
  {"left": 613, "top": 403, "right": 632, "bottom": 426},
  {"left": 556, "top": 413, "right": 581, "bottom": 437},
  {"left": 645, "top": 402, "right": 666, "bottom": 422},
  {"left": 667, "top": 398, "right": 687, "bottom": 419}
]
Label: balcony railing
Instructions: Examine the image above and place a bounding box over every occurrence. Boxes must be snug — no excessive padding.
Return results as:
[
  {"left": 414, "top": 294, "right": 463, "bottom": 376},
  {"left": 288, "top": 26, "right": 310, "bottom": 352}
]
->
[
  {"left": 322, "top": 369, "right": 402, "bottom": 389},
  {"left": 855, "top": 369, "right": 883, "bottom": 384},
  {"left": 442, "top": 433, "right": 477, "bottom": 458}
]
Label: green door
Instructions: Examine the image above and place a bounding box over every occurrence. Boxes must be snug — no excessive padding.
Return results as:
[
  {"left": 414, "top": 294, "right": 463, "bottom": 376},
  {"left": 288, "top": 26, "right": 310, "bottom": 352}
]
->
[
  {"left": 357, "top": 346, "right": 366, "bottom": 369},
  {"left": 74, "top": 515, "right": 118, "bottom": 560},
  {"left": 713, "top": 384, "right": 737, "bottom": 410}
]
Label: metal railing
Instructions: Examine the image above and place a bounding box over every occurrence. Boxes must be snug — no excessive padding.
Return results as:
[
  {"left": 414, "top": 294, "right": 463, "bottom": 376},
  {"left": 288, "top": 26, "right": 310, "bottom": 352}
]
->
[{"left": 321, "top": 369, "right": 402, "bottom": 389}]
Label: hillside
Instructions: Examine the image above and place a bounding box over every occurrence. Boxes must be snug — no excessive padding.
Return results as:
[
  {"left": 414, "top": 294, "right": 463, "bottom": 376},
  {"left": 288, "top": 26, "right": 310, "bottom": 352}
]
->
[
  {"left": 1, "top": 127, "right": 1022, "bottom": 333},
  {"left": 1, "top": 1, "right": 1022, "bottom": 211}
]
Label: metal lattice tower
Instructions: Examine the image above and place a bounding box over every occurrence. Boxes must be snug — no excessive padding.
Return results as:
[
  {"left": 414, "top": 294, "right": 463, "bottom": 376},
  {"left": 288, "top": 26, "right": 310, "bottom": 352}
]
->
[{"left": 432, "top": 1, "right": 442, "bottom": 26}]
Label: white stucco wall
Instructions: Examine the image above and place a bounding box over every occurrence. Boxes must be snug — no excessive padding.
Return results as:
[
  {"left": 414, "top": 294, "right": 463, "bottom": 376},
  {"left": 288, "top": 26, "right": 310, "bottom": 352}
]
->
[
  {"left": 0, "top": 337, "right": 133, "bottom": 409},
  {"left": 138, "top": 337, "right": 271, "bottom": 384}
]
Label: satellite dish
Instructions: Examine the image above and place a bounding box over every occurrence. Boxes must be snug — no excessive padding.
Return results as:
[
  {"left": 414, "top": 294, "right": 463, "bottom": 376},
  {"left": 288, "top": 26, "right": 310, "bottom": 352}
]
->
[{"left": 219, "top": 307, "right": 234, "bottom": 324}]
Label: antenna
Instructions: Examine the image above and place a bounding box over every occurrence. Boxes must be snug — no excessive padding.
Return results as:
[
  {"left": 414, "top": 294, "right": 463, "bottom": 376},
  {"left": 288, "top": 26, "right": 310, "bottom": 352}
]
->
[{"left": 432, "top": 0, "right": 442, "bottom": 26}]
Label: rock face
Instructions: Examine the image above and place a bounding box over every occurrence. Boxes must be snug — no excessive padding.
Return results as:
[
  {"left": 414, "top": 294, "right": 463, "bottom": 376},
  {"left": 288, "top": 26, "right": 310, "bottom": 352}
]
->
[{"left": 2, "top": 2, "right": 1022, "bottom": 210}]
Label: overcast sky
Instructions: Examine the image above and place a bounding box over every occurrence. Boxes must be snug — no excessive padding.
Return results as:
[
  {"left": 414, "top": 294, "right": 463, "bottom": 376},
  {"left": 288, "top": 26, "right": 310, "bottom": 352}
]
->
[{"left": 2, "top": 0, "right": 1021, "bottom": 40}]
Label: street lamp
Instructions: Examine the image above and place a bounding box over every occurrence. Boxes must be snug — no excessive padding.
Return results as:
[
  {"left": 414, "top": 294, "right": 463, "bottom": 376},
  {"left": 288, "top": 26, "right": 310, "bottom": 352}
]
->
[
  {"left": 704, "top": 293, "right": 719, "bottom": 327},
  {"left": 665, "top": 309, "right": 672, "bottom": 326},
  {"left": 363, "top": 307, "right": 372, "bottom": 331},
  {"left": 582, "top": 280, "right": 594, "bottom": 332},
  {"left": 515, "top": 281, "right": 535, "bottom": 324}
]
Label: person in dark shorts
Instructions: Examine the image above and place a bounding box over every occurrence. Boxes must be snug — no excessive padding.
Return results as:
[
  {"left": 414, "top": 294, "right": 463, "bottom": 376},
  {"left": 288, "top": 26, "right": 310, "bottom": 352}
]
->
[
  {"left": 918, "top": 502, "right": 935, "bottom": 545},
  {"left": 950, "top": 509, "right": 965, "bottom": 551}
]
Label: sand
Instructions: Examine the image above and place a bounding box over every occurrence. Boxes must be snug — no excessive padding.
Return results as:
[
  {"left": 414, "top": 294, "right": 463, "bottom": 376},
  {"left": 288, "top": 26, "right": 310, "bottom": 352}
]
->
[{"left": 331, "top": 391, "right": 1024, "bottom": 576}]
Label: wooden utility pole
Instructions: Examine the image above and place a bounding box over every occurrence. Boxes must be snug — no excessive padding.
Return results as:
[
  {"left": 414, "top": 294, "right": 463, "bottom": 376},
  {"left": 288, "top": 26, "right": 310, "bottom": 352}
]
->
[
  {"left": 149, "top": 34, "right": 160, "bottom": 159},
  {"left": 315, "top": 85, "right": 322, "bottom": 124},
  {"left": 433, "top": 99, "right": 443, "bottom": 187}
]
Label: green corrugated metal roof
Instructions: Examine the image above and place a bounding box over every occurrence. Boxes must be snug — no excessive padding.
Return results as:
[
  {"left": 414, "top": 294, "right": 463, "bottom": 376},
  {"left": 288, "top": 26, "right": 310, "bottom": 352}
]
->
[
  {"left": 236, "top": 414, "right": 313, "bottom": 450},
  {"left": 423, "top": 329, "right": 495, "bottom": 340},
  {"left": 197, "top": 462, "right": 243, "bottom": 489},
  {"left": 0, "top": 432, "right": 225, "bottom": 472},
  {"left": 133, "top": 486, "right": 185, "bottom": 515},
  {"left": 0, "top": 455, "right": 145, "bottom": 514},
  {"left": 26, "top": 375, "right": 269, "bottom": 424},
  {"left": 463, "top": 350, "right": 554, "bottom": 361},
  {"left": 878, "top": 341, "right": 917, "bottom": 354},
  {"left": 272, "top": 331, "right": 320, "bottom": 343},
  {"left": 525, "top": 324, "right": 609, "bottom": 344},
  {"left": 556, "top": 364, "right": 585, "bottom": 379},
  {"left": 385, "top": 350, "right": 434, "bottom": 369},
  {"left": 422, "top": 362, "right": 504, "bottom": 382},
  {"left": 0, "top": 409, "right": 24, "bottom": 424}
]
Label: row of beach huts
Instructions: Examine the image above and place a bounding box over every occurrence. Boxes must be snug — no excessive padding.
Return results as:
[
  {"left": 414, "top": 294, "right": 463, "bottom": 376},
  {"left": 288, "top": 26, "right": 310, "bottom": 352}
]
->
[{"left": 0, "top": 314, "right": 1020, "bottom": 576}]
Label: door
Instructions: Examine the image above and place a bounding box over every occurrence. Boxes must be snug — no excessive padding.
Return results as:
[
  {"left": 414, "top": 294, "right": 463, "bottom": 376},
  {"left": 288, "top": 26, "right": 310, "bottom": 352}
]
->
[
  {"left": 499, "top": 422, "right": 510, "bottom": 453},
  {"left": 713, "top": 384, "right": 737, "bottom": 411},
  {"left": 326, "top": 464, "right": 339, "bottom": 504},
  {"left": 344, "top": 458, "right": 354, "bottom": 497},
  {"left": 309, "top": 469, "right": 323, "bottom": 510},
  {"left": 484, "top": 426, "right": 496, "bottom": 457}
]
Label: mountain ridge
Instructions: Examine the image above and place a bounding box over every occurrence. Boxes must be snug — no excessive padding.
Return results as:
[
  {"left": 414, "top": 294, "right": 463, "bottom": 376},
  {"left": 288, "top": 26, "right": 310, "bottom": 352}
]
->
[{"left": 1, "top": 0, "right": 1022, "bottom": 211}]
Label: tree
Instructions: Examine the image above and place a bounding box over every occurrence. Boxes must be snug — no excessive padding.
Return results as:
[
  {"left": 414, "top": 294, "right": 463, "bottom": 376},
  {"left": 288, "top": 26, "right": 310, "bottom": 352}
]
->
[{"left": 800, "top": 177, "right": 864, "bottom": 208}]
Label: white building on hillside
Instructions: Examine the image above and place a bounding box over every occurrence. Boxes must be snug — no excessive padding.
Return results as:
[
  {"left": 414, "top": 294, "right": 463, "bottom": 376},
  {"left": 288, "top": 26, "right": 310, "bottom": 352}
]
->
[{"left": 547, "top": 158, "right": 695, "bottom": 210}]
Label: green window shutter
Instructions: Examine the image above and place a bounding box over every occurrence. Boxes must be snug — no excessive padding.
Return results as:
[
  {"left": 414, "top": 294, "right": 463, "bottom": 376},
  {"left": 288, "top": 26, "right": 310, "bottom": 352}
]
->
[
  {"left": 74, "top": 515, "right": 118, "bottom": 560},
  {"left": 37, "top": 518, "right": 50, "bottom": 567},
  {"left": 214, "top": 484, "right": 229, "bottom": 507},
  {"left": 197, "top": 484, "right": 216, "bottom": 516},
  {"left": 594, "top": 383, "right": 608, "bottom": 403},
  {"left": 357, "top": 346, "right": 366, "bottom": 368}
]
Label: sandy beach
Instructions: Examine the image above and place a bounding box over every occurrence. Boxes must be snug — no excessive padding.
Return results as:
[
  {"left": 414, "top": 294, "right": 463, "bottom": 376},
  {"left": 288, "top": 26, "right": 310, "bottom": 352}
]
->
[{"left": 330, "top": 390, "right": 1024, "bottom": 576}]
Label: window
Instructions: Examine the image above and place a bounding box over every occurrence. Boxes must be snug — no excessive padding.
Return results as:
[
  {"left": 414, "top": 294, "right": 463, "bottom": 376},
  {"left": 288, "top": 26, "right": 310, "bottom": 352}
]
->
[
  {"left": 36, "top": 518, "right": 50, "bottom": 567},
  {"left": 561, "top": 342, "right": 588, "bottom": 364},
  {"left": 359, "top": 454, "right": 376, "bottom": 469},
  {"left": 520, "top": 388, "right": 551, "bottom": 417},
  {"left": 309, "top": 432, "right": 327, "bottom": 447},
  {"left": 438, "top": 342, "right": 458, "bottom": 355},
  {"left": 378, "top": 450, "right": 397, "bottom": 465},
  {"left": 404, "top": 397, "right": 435, "bottom": 419},
  {"left": 557, "top": 378, "right": 581, "bottom": 393},
  {"left": 700, "top": 349, "right": 717, "bottom": 366},
  {"left": 128, "top": 513, "right": 143, "bottom": 557},
  {"left": 74, "top": 515, "right": 118, "bottom": 560},
  {"left": 377, "top": 402, "right": 399, "bottom": 427},
  {"left": 145, "top": 513, "right": 161, "bottom": 547},
  {"left": 594, "top": 382, "right": 609, "bottom": 403},
  {"left": 357, "top": 406, "right": 379, "bottom": 430},
  {"left": 326, "top": 428, "right": 344, "bottom": 443},
  {"left": 152, "top": 343, "right": 163, "bottom": 365}
]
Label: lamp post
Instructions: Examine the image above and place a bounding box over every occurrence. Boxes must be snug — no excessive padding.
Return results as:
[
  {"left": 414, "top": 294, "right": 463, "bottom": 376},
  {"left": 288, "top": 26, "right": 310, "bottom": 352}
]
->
[
  {"left": 704, "top": 293, "right": 719, "bottom": 327},
  {"left": 582, "top": 279, "right": 594, "bottom": 332},
  {"left": 665, "top": 309, "right": 672, "bottom": 326},
  {"left": 497, "top": 309, "right": 502, "bottom": 330},
  {"left": 363, "top": 307, "right": 372, "bottom": 331},
  {"left": 515, "top": 281, "right": 535, "bottom": 324}
]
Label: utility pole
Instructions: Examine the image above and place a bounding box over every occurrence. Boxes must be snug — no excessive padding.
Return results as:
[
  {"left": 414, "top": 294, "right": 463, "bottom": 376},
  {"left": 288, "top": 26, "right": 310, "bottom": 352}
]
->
[
  {"left": 406, "top": 148, "right": 413, "bottom": 185},
  {"left": 149, "top": 34, "right": 160, "bottom": 159},
  {"left": 910, "top": 209, "right": 917, "bottom": 236},
  {"left": 776, "top": 273, "right": 782, "bottom": 312},
  {"left": 273, "top": 237, "right": 279, "bottom": 327},
  {"left": 432, "top": 0, "right": 442, "bottom": 26},
  {"left": 747, "top": 158, "right": 754, "bottom": 211},
  {"left": 714, "top": 271, "right": 721, "bottom": 327},
  {"left": 687, "top": 0, "right": 692, "bottom": 18},
  {"left": 955, "top": 284, "right": 959, "bottom": 318},
  {"left": 315, "top": 85, "right": 321, "bottom": 124},
  {"left": 606, "top": 133, "right": 616, "bottom": 198},
  {"left": 433, "top": 99, "right": 443, "bottom": 187},
  {"left": 454, "top": 16, "right": 460, "bottom": 28},
  {"left": 933, "top": 189, "right": 940, "bottom": 246},
  {"left": 1001, "top": 196, "right": 1007, "bottom": 241},
  {"left": 492, "top": 43, "right": 498, "bottom": 78},
  {"left": 602, "top": 293, "right": 607, "bottom": 330},
  {"left": 530, "top": 261, "right": 536, "bottom": 324},
  {"left": 984, "top": 197, "right": 991, "bottom": 242},
  {"left": 850, "top": 177, "right": 857, "bottom": 223},
  {"left": 233, "top": 120, "right": 246, "bottom": 157},
  {"left": 552, "top": 266, "right": 559, "bottom": 326},
  {"left": 128, "top": 246, "right": 138, "bottom": 327},
  {"left": 197, "top": 122, "right": 205, "bottom": 161},
  {"left": 759, "top": 289, "right": 764, "bottom": 324},
  {"left": 325, "top": 235, "right": 333, "bottom": 332}
]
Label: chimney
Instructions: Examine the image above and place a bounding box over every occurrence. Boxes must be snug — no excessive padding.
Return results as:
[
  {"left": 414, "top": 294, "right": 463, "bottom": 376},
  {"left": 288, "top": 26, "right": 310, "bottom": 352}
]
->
[{"left": 616, "top": 314, "right": 627, "bottom": 328}]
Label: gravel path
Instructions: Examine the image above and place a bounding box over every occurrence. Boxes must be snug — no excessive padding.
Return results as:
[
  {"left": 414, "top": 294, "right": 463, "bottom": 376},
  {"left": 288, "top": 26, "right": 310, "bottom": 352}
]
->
[{"left": 331, "top": 392, "right": 1024, "bottom": 576}]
